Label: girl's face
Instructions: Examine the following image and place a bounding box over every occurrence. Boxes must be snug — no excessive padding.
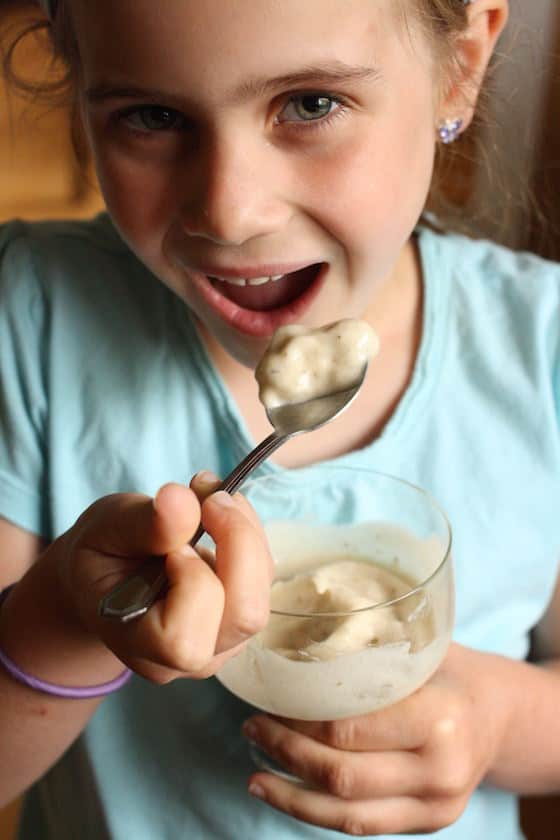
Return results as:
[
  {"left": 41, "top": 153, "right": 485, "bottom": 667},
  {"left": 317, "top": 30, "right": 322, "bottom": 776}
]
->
[{"left": 76, "top": 0, "right": 439, "bottom": 366}]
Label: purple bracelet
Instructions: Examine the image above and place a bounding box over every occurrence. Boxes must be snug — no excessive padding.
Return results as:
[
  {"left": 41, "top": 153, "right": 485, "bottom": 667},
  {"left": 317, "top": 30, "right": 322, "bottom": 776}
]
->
[{"left": 0, "top": 585, "right": 132, "bottom": 698}]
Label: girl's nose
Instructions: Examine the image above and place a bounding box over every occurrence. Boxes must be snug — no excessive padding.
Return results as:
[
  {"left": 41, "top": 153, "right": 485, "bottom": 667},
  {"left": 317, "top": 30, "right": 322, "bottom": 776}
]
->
[{"left": 180, "top": 139, "right": 291, "bottom": 246}]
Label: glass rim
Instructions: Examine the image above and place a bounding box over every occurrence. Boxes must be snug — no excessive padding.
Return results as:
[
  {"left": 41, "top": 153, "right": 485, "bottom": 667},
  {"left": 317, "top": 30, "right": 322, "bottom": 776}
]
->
[{"left": 242, "top": 466, "right": 453, "bottom": 618}]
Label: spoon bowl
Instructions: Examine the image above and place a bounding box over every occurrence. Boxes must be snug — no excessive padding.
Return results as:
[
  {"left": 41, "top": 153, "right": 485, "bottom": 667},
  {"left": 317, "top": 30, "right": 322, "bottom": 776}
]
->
[
  {"left": 98, "top": 363, "right": 368, "bottom": 622},
  {"left": 266, "top": 376, "right": 366, "bottom": 436}
]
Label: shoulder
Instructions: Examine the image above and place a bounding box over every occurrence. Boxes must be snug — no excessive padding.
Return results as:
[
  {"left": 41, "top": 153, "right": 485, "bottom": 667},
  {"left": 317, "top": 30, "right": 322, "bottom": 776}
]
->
[
  {"left": 0, "top": 214, "right": 161, "bottom": 323},
  {"left": 421, "top": 227, "right": 560, "bottom": 355},
  {"left": 422, "top": 226, "right": 560, "bottom": 425},
  {"left": 0, "top": 214, "right": 132, "bottom": 287},
  {"left": 422, "top": 226, "right": 560, "bottom": 305},
  {"left": 0, "top": 213, "right": 124, "bottom": 286},
  {"left": 0, "top": 213, "right": 126, "bottom": 255}
]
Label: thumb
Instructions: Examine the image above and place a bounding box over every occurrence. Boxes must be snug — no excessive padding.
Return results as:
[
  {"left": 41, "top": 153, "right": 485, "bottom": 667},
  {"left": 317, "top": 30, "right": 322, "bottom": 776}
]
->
[{"left": 72, "top": 483, "right": 202, "bottom": 559}]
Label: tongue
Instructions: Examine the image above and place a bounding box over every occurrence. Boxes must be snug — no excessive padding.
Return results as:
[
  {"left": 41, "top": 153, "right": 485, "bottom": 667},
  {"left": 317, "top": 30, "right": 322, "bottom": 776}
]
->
[{"left": 211, "top": 264, "right": 320, "bottom": 311}]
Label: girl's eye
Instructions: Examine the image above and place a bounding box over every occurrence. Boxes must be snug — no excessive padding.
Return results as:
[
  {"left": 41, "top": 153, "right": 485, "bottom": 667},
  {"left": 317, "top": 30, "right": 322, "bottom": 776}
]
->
[
  {"left": 277, "top": 94, "right": 341, "bottom": 124},
  {"left": 119, "top": 105, "right": 188, "bottom": 132}
]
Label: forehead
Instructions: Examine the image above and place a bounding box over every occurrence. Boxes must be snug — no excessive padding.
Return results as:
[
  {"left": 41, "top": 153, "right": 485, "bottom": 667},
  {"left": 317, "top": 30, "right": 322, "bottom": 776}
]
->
[{"left": 71, "top": 0, "right": 428, "bottom": 94}]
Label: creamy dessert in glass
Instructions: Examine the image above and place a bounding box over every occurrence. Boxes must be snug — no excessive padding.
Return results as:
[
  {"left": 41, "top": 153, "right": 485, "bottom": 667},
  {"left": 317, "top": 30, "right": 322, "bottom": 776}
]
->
[{"left": 216, "top": 467, "right": 453, "bottom": 723}]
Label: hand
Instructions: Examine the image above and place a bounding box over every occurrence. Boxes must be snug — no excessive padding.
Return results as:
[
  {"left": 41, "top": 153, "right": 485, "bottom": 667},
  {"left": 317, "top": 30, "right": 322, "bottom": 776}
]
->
[
  {"left": 243, "top": 644, "right": 510, "bottom": 836},
  {"left": 53, "top": 473, "right": 273, "bottom": 683}
]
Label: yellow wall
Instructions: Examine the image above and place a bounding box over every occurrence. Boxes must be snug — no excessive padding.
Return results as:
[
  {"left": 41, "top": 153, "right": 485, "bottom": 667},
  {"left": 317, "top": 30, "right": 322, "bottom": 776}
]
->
[{"left": 0, "top": 798, "right": 21, "bottom": 840}]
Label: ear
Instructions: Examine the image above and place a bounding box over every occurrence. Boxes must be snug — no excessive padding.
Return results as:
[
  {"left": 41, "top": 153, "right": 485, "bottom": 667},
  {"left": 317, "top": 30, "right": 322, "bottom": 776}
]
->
[{"left": 440, "top": 0, "right": 509, "bottom": 130}]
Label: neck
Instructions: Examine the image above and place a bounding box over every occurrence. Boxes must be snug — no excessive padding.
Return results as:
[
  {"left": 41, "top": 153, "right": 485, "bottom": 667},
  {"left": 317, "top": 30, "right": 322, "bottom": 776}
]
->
[{"left": 363, "top": 236, "right": 422, "bottom": 346}]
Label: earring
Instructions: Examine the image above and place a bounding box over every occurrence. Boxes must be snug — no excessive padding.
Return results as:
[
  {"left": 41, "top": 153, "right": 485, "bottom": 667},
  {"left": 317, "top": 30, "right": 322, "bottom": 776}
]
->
[{"left": 438, "top": 118, "right": 464, "bottom": 145}]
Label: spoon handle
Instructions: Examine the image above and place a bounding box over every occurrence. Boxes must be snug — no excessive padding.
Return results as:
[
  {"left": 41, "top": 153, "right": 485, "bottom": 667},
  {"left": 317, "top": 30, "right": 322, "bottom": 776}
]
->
[{"left": 97, "top": 431, "right": 289, "bottom": 622}]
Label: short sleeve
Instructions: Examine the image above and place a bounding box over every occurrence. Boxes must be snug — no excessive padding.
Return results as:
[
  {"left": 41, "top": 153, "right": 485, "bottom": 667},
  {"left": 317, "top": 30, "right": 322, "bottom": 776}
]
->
[{"left": 0, "top": 222, "right": 50, "bottom": 537}]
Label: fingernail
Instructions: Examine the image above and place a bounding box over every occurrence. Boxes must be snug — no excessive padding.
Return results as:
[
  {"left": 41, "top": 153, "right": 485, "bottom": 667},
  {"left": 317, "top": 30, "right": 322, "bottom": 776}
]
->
[
  {"left": 242, "top": 719, "right": 259, "bottom": 740},
  {"left": 208, "top": 490, "right": 235, "bottom": 508},
  {"left": 195, "top": 470, "right": 219, "bottom": 486},
  {"left": 248, "top": 783, "right": 265, "bottom": 800}
]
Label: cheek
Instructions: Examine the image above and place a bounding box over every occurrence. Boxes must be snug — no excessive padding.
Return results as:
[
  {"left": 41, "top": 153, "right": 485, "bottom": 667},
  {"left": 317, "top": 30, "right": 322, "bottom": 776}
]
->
[
  {"left": 315, "top": 133, "right": 434, "bottom": 249},
  {"left": 296, "top": 99, "right": 436, "bottom": 259},
  {"left": 90, "top": 140, "right": 179, "bottom": 259}
]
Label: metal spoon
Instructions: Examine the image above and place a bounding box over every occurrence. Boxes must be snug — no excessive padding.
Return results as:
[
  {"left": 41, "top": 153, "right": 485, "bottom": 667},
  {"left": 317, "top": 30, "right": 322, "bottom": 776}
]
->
[{"left": 98, "top": 363, "right": 368, "bottom": 622}]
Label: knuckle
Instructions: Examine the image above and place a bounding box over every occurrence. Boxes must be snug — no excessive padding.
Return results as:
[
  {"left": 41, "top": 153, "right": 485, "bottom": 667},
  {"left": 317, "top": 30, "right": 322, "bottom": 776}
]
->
[
  {"left": 280, "top": 790, "right": 307, "bottom": 825},
  {"left": 338, "top": 812, "right": 369, "bottom": 836},
  {"left": 189, "top": 663, "right": 218, "bottom": 680},
  {"left": 428, "top": 796, "right": 469, "bottom": 830},
  {"left": 146, "top": 670, "right": 178, "bottom": 687},
  {"left": 429, "top": 753, "right": 472, "bottom": 798},
  {"left": 232, "top": 605, "right": 268, "bottom": 638},
  {"left": 442, "top": 766, "right": 471, "bottom": 798},
  {"left": 167, "top": 635, "right": 211, "bottom": 673},
  {"left": 323, "top": 718, "right": 356, "bottom": 750},
  {"left": 432, "top": 703, "right": 464, "bottom": 742},
  {"left": 128, "top": 660, "right": 181, "bottom": 686},
  {"left": 322, "top": 762, "right": 356, "bottom": 799}
]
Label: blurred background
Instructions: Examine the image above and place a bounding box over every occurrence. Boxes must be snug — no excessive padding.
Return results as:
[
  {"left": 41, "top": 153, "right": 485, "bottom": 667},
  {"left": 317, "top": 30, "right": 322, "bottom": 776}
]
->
[
  {"left": 0, "top": 0, "right": 103, "bottom": 223},
  {"left": 0, "top": 0, "right": 559, "bottom": 838}
]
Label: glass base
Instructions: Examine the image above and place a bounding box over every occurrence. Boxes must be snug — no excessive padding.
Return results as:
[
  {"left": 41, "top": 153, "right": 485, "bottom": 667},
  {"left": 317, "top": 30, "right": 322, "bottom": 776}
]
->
[{"left": 249, "top": 742, "right": 305, "bottom": 785}]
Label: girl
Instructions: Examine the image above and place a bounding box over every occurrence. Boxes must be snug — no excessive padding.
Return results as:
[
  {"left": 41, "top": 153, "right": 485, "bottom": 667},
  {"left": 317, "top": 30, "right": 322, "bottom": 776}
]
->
[{"left": 1, "top": 1, "right": 559, "bottom": 838}]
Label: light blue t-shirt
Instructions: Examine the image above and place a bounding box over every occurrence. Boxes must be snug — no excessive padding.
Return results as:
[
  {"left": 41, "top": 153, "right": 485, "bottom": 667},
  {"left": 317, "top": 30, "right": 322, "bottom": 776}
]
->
[{"left": 1, "top": 215, "right": 559, "bottom": 840}]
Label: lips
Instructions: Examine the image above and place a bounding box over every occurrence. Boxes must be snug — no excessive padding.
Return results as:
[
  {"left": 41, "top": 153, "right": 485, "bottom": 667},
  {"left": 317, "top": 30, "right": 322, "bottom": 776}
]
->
[
  {"left": 189, "top": 262, "right": 327, "bottom": 338},
  {"left": 208, "top": 264, "right": 321, "bottom": 311}
]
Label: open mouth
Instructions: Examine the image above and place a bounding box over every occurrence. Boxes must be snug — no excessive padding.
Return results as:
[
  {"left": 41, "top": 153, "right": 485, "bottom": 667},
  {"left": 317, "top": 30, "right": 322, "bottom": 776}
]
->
[
  {"left": 190, "top": 261, "right": 328, "bottom": 338},
  {"left": 207, "top": 263, "right": 322, "bottom": 312}
]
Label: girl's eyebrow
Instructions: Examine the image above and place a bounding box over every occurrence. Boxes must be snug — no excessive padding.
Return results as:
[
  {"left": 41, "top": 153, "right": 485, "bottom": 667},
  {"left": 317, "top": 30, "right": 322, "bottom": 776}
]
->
[
  {"left": 85, "top": 62, "right": 382, "bottom": 106},
  {"left": 232, "top": 62, "right": 382, "bottom": 101}
]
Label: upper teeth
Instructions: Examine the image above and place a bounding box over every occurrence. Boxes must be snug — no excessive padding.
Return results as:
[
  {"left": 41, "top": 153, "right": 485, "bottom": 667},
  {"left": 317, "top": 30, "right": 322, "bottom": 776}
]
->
[{"left": 211, "top": 274, "right": 284, "bottom": 287}]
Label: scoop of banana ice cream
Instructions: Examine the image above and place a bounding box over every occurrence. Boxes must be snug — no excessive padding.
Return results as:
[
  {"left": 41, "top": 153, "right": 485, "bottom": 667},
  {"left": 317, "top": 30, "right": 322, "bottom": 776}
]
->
[
  {"left": 262, "top": 560, "right": 416, "bottom": 661},
  {"left": 255, "top": 320, "right": 379, "bottom": 410}
]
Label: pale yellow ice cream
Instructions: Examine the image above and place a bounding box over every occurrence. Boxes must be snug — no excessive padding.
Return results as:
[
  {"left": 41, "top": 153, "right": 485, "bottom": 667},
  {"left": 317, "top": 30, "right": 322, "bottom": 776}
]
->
[
  {"left": 262, "top": 559, "right": 430, "bottom": 662},
  {"left": 216, "top": 524, "right": 452, "bottom": 720},
  {"left": 255, "top": 319, "right": 379, "bottom": 410}
]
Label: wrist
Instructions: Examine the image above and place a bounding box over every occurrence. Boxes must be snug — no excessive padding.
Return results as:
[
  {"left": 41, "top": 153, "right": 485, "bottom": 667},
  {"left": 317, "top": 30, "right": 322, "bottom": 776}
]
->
[
  {"left": 0, "top": 543, "right": 126, "bottom": 688},
  {"left": 475, "top": 651, "right": 560, "bottom": 792},
  {"left": 476, "top": 652, "right": 519, "bottom": 781},
  {"left": 446, "top": 645, "right": 515, "bottom": 785}
]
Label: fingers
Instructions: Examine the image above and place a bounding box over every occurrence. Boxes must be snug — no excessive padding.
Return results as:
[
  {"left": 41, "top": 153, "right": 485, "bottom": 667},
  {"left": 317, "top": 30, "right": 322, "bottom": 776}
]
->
[
  {"left": 62, "top": 476, "right": 273, "bottom": 682},
  {"left": 190, "top": 470, "right": 221, "bottom": 503},
  {"left": 247, "top": 776, "right": 453, "bottom": 836},
  {"left": 64, "top": 483, "right": 203, "bottom": 631},
  {"left": 243, "top": 715, "right": 426, "bottom": 799},
  {"left": 243, "top": 716, "right": 468, "bottom": 835},
  {"left": 189, "top": 470, "right": 263, "bottom": 531},
  {"left": 240, "top": 675, "right": 477, "bottom": 836},
  {"left": 284, "top": 688, "right": 435, "bottom": 753},
  {"left": 201, "top": 491, "right": 273, "bottom": 652},
  {"left": 98, "top": 483, "right": 271, "bottom": 675},
  {"left": 103, "top": 544, "right": 226, "bottom": 678}
]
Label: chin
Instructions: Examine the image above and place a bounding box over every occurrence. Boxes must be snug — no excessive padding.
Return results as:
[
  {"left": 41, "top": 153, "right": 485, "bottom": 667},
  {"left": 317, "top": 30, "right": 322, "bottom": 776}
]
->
[{"left": 197, "top": 315, "right": 271, "bottom": 370}]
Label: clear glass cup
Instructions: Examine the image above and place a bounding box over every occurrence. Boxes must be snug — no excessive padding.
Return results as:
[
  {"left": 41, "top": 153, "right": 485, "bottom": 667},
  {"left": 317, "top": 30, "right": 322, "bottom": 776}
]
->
[{"left": 215, "top": 467, "right": 453, "bottom": 775}]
